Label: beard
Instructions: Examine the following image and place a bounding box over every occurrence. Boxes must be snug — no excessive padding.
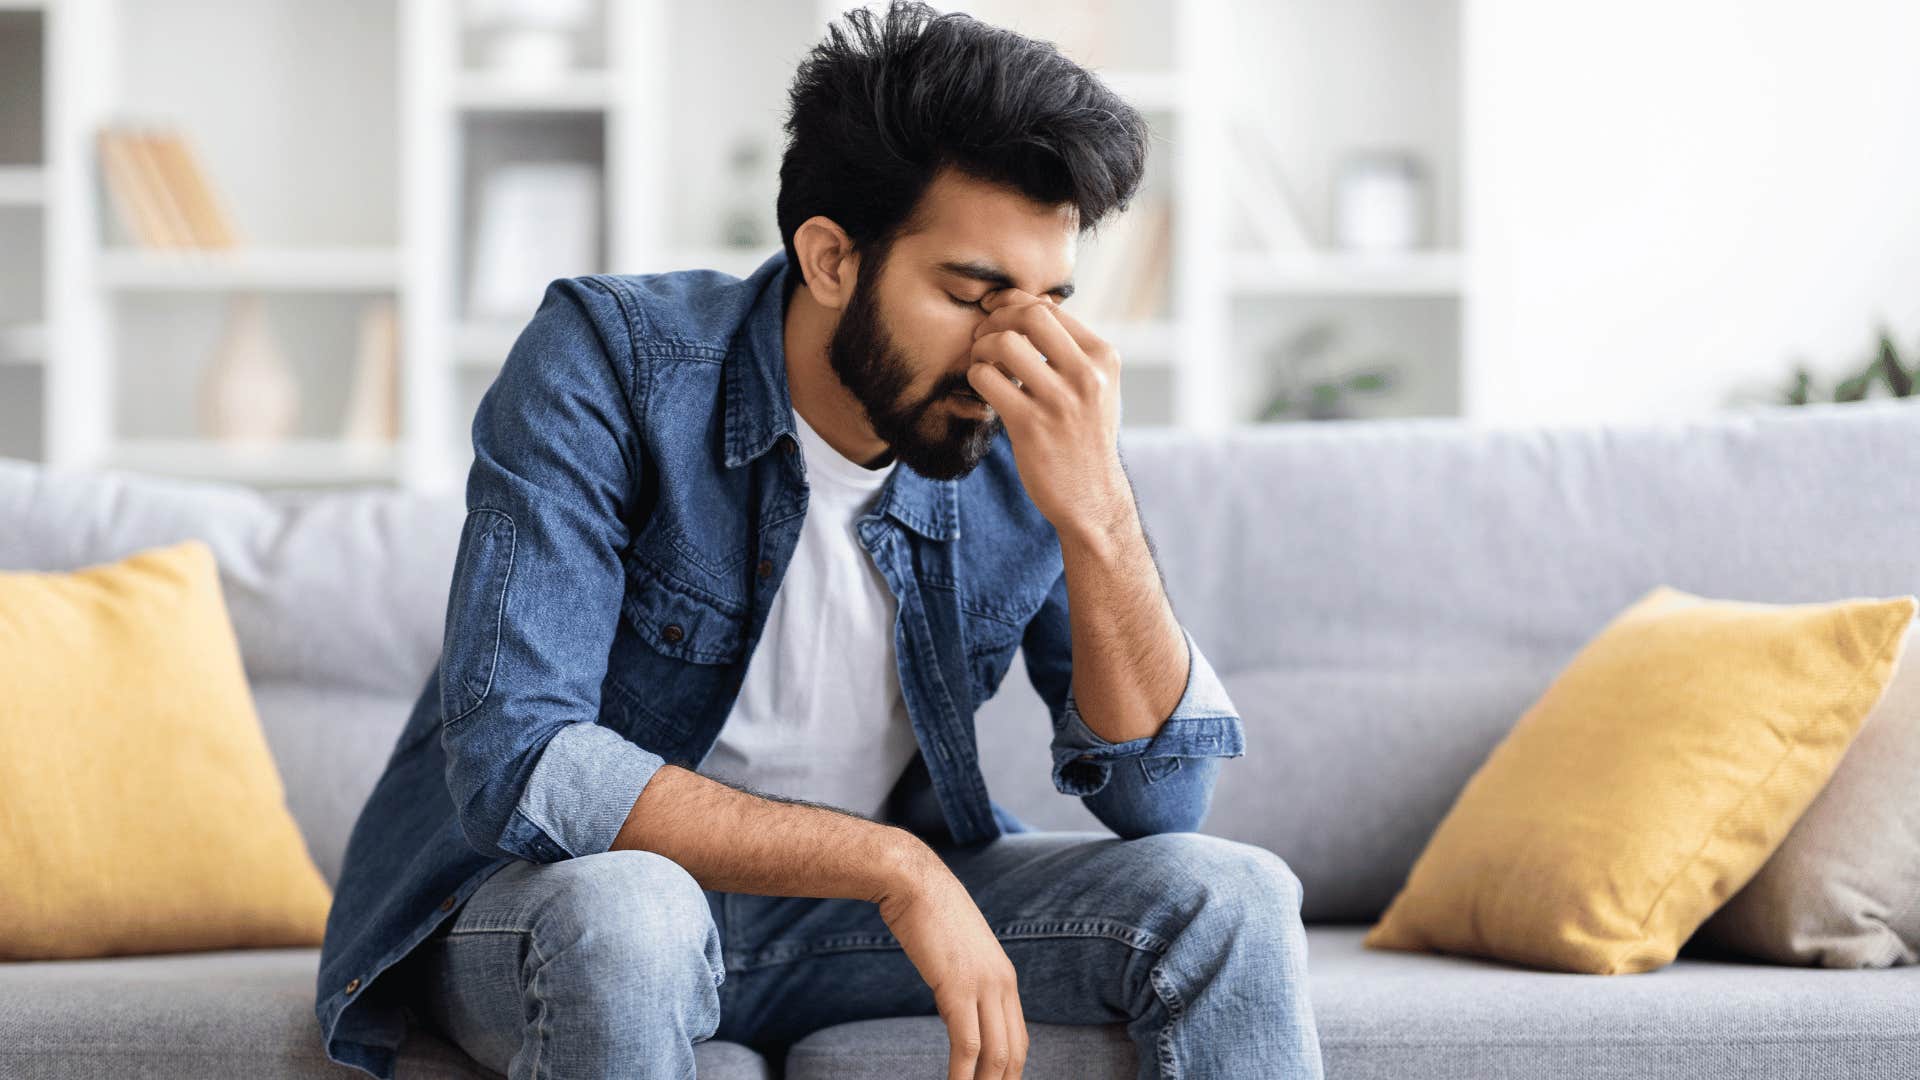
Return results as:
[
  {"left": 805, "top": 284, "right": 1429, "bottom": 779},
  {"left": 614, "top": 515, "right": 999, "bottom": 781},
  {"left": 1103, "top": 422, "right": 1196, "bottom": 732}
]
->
[{"left": 824, "top": 257, "right": 1003, "bottom": 482}]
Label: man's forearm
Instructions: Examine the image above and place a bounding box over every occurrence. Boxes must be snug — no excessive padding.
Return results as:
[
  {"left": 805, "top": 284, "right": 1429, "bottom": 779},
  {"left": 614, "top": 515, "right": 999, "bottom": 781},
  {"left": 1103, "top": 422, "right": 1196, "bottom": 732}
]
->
[
  {"left": 610, "top": 763, "right": 929, "bottom": 903},
  {"left": 1059, "top": 485, "right": 1190, "bottom": 745}
]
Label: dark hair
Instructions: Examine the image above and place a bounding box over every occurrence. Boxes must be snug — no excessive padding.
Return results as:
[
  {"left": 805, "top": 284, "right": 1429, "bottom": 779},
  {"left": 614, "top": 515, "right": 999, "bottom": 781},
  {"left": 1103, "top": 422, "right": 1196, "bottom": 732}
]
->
[{"left": 777, "top": 0, "right": 1152, "bottom": 302}]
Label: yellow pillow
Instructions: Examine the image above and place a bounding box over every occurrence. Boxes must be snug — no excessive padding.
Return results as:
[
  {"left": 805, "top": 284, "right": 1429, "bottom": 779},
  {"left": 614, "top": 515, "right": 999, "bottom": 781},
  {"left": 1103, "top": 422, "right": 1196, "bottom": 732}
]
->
[
  {"left": 0, "top": 539, "right": 333, "bottom": 960},
  {"left": 1364, "top": 584, "right": 1916, "bottom": 974}
]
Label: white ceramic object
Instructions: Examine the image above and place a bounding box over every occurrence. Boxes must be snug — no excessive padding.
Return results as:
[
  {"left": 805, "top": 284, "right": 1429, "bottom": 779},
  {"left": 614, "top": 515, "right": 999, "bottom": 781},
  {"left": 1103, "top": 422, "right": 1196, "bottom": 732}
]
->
[
  {"left": 1334, "top": 151, "right": 1427, "bottom": 252},
  {"left": 198, "top": 293, "right": 299, "bottom": 443}
]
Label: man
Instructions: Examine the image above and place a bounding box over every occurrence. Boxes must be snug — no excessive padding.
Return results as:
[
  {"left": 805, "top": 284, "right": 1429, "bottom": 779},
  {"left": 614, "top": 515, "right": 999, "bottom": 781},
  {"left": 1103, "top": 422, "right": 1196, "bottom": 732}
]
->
[{"left": 315, "top": 3, "right": 1323, "bottom": 1078}]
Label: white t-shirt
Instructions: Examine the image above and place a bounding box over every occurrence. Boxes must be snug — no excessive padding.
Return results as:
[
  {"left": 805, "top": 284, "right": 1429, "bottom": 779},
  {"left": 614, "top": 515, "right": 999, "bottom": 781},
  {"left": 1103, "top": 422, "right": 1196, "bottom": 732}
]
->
[{"left": 695, "top": 405, "right": 922, "bottom": 819}]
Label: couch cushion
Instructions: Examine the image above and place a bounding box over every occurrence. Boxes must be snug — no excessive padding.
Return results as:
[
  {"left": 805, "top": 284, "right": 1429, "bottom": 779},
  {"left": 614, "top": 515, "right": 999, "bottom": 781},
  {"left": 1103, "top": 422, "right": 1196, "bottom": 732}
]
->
[
  {"left": 1365, "top": 586, "right": 1917, "bottom": 974},
  {"left": 975, "top": 664, "right": 1554, "bottom": 922},
  {"left": 783, "top": 926, "right": 1920, "bottom": 1079},
  {"left": 1100, "top": 401, "right": 1920, "bottom": 920},
  {"left": 0, "top": 459, "right": 464, "bottom": 700},
  {"left": 1696, "top": 635, "right": 1920, "bottom": 967},
  {"left": 11, "top": 402, "right": 1920, "bottom": 930},
  {"left": 251, "top": 682, "right": 425, "bottom": 889},
  {"left": 0, "top": 948, "right": 770, "bottom": 1079},
  {"left": 1313, "top": 925, "right": 1920, "bottom": 1079},
  {"left": 0, "top": 540, "right": 336, "bottom": 961}
]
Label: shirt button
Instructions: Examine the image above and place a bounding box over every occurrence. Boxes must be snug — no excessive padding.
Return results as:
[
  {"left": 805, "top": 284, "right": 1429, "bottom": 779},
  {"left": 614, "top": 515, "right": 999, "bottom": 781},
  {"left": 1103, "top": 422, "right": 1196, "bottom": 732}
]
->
[
  {"left": 439, "top": 896, "right": 456, "bottom": 912},
  {"left": 344, "top": 977, "right": 361, "bottom": 995},
  {"left": 1076, "top": 754, "right": 1094, "bottom": 762},
  {"left": 782, "top": 436, "right": 796, "bottom": 454},
  {"left": 756, "top": 558, "right": 773, "bottom": 579},
  {"left": 662, "top": 623, "right": 685, "bottom": 643}
]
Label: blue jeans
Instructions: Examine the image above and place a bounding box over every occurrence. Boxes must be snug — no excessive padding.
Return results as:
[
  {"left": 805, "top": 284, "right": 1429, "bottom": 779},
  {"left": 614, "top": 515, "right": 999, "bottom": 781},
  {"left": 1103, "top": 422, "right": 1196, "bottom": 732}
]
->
[{"left": 406, "top": 829, "right": 1324, "bottom": 1079}]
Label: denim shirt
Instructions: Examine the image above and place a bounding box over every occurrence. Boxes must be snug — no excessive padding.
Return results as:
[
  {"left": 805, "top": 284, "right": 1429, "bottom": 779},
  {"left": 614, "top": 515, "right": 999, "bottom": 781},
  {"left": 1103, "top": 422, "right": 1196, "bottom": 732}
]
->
[{"left": 313, "top": 247, "right": 1246, "bottom": 1079}]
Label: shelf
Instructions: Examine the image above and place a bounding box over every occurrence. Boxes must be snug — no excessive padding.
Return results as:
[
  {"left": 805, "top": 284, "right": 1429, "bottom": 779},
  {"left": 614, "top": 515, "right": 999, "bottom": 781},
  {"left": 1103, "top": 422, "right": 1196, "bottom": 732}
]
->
[
  {"left": 457, "top": 249, "right": 781, "bottom": 368},
  {"left": 0, "top": 321, "right": 44, "bottom": 364},
  {"left": 453, "top": 71, "right": 612, "bottom": 112},
  {"left": 102, "top": 438, "right": 399, "bottom": 484},
  {"left": 9, "top": 0, "right": 1470, "bottom": 489},
  {"left": 96, "top": 248, "right": 403, "bottom": 292},
  {"left": 0, "top": 165, "right": 45, "bottom": 207},
  {"left": 1228, "top": 250, "right": 1464, "bottom": 298}
]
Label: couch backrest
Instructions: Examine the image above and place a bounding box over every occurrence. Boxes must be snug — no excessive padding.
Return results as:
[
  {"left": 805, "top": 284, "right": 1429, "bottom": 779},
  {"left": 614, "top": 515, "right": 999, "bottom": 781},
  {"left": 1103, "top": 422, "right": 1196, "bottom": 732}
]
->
[
  {"left": 976, "top": 398, "right": 1920, "bottom": 920},
  {"left": 0, "top": 460, "right": 464, "bottom": 889},
  {"left": 6, "top": 398, "right": 1918, "bottom": 919}
]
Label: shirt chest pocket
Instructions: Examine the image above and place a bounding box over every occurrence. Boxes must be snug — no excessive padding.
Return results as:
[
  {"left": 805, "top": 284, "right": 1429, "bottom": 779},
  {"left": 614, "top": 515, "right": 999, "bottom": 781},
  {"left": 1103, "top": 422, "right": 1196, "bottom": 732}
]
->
[
  {"left": 603, "top": 558, "right": 751, "bottom": 742},
  {"left": 962, "top": 606, "right": 1029, "bottom": 709}
]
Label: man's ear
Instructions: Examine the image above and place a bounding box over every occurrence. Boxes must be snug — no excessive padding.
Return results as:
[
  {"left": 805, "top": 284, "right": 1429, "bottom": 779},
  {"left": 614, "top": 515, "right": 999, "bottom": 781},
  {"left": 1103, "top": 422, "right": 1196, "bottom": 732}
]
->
[{"left": 793, "top": 216, "right": 859, "bottom": 311}]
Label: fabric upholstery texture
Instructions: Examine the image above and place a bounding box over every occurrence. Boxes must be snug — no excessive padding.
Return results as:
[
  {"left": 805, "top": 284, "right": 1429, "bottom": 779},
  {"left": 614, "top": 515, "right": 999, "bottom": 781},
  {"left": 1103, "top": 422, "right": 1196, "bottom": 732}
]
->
[
  {"left": 4, "top": 929, "right": 1915, "bottom": 1080},
  {"left": 4, "top": 397, "right": 1920, "bottom": 1074},
  {"left": 0, "top": 945, "right": 766, "bottom": 1080},
  {"left": 1695, "top": 622, "right": 1920, "bottom": 967},
  {"left": 786, "top": 926, "right": 1920, "bottom": 1080},
  {"left": 0, "top": 538, "right": 333, "bottom": 961},
  {"left": 1364, "top": 585, "right": 1916, "bottom": 973}
]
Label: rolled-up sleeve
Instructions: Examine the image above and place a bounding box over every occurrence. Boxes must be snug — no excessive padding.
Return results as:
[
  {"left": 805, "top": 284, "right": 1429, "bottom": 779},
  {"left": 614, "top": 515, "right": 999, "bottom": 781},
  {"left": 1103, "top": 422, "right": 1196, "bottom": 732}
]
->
[
  {"left": 437, "top": 275, "right": 667, "bottom": 864},
  {"left": 1021, "top": 564, "right": 1245, "bottom": 837}
]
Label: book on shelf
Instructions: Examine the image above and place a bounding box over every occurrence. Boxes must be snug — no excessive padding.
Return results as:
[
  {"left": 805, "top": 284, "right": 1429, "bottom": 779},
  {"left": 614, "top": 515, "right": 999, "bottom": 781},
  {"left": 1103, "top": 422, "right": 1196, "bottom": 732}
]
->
[{"left": 96, "top": 122, "right": 242, "bottom": 250}]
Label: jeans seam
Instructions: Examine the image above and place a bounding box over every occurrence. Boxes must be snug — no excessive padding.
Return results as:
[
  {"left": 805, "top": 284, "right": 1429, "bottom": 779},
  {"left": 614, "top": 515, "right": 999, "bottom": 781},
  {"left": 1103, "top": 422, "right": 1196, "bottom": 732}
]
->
[
  {"left": 525, "top": 927, "right": 551, "bottom": 1080},
  {"left": 988, "top": 917, "right": 1171, "bottom": 954},
  {"left": 1148, "top": 962, "right": 1187, "bottom": 1080},
  {"left": 725, "top": 915, "right": 1169, "bottom": 974}
]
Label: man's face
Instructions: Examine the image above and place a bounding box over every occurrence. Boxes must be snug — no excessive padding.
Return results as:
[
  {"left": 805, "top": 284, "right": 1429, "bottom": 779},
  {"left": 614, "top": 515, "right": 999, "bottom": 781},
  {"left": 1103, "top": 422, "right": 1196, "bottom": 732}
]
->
[{"left": 825, "top": 168, "right": 1078, "bottom": 481}]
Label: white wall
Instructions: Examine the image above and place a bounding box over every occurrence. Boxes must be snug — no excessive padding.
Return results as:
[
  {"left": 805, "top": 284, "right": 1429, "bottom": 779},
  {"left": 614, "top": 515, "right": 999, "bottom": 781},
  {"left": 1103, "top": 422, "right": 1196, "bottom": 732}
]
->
[{"left": 1463, "top": 0, "right": 1920, "bottom": 425}]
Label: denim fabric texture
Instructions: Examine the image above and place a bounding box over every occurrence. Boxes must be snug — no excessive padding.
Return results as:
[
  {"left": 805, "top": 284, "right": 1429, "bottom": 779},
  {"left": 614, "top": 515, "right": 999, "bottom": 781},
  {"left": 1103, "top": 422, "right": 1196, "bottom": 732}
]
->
[
  {"left": 314, "top": 248, "right": 1250, "bottom": 1078},
  {"left": 412, "top": 830, "right": 1322, "bottom": 1079}
]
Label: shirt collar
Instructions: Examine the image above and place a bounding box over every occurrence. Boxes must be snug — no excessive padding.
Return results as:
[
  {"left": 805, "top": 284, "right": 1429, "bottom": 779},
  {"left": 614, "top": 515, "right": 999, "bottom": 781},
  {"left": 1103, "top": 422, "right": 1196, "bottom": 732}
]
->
[{"left": 722, "top": 247, "right": 960, "bottom": 542}]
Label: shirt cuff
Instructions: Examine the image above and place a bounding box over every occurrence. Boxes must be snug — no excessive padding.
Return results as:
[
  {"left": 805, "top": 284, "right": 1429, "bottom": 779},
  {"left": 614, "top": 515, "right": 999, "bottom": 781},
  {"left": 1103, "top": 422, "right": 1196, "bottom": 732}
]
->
[
  {"left": 1048, "top": 624, "right": 1246, "bottom": 797},
  {"left": 513, "top": 721, "right": 668, "bottom": 860}
]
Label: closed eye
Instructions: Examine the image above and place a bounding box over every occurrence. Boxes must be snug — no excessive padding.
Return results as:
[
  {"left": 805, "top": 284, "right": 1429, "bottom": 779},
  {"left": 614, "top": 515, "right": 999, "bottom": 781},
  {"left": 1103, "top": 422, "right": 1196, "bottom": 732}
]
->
[{"left": 948, "top": 294, "right": 988, "bottom": 311}]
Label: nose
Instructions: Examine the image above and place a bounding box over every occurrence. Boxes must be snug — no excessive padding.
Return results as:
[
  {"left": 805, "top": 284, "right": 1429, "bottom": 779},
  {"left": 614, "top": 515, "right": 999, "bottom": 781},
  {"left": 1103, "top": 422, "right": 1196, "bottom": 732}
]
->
[{"left": 982, "top": 287, "right": 1044, "bottom": 313}]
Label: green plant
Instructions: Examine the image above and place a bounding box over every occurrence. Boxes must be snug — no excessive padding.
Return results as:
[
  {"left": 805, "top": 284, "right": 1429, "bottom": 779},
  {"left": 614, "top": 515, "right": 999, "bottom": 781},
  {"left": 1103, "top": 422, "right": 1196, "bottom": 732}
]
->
[
  {"left": 1762, "top": 325, "right": 1918, "bottom": 406},
  {"left": 1256, "top": 321, "right": 1402, "bottom": 422}
]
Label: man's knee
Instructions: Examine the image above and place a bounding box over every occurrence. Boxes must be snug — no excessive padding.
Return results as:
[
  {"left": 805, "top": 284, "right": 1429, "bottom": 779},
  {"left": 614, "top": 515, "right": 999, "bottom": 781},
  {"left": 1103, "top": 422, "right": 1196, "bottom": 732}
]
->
[
  {"left": 1120, "top": 832, "right": 1307, "bottom": 923},
  {"left": 529, "top": 849, "right": 723, "bottom": 989}
]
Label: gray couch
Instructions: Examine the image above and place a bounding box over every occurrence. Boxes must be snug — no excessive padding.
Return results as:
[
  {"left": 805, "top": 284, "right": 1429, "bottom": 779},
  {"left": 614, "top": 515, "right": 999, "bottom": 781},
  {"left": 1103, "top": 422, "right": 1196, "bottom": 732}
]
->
[{"left": 4, "top": 399, "right": 1919, "bottom": 1079}]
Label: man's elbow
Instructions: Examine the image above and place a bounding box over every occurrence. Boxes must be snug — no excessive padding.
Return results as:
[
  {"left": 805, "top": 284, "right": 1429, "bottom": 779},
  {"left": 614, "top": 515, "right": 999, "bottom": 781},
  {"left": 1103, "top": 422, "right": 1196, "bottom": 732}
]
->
[
  {"left": 448, "top": 779, "right": 525, "bottom": 862},
  {"left": 1085, "top": 754, "right": 1224, "bottom": 840},
  {"left": 443, "top": 746, "right": 550, "bottom": 864}
]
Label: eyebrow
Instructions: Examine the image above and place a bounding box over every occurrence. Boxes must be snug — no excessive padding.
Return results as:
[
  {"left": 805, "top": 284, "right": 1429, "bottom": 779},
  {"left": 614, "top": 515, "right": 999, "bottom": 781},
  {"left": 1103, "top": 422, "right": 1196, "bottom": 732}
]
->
[{"left": 936, "top": 259, "right": 1075, "bottom": 301}]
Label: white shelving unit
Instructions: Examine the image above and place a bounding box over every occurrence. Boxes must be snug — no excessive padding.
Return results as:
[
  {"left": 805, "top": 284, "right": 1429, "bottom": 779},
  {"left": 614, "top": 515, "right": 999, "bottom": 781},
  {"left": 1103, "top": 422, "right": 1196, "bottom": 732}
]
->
[
  {"left": 3, "top": 0, "right": 1467, "bottom": 491},
  {"left": 422, "top": 0, "right": 843, "bottom": 493},
  {"left": 1215, "top": 0, "right": 1466, "bottom": 422},
  {"left": 943, "top": 0, "right": 1466, "bottom": 427},
  {"left": 0, "top": 1, "right": 50, "bottom": 458}
]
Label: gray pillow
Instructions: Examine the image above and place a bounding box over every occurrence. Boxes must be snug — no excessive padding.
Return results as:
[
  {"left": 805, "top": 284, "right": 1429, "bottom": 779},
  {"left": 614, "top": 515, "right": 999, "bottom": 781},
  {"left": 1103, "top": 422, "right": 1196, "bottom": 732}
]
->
[{"left": 1692, "top": 617, "right": 1920, "bottom": 967}]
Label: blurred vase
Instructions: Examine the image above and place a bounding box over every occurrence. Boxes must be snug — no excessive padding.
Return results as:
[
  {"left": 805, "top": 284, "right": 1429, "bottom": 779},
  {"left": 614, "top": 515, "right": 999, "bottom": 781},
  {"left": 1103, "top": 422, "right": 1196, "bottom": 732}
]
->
[
  {"left": 199, "top": 293, "right": 299, "bottom": 443},
  {"left": 1334, "top": 150, "right": 1428, "bottom": 252},
  {"left": 341, "top": 296, "right": 400, "bottom": 445}
]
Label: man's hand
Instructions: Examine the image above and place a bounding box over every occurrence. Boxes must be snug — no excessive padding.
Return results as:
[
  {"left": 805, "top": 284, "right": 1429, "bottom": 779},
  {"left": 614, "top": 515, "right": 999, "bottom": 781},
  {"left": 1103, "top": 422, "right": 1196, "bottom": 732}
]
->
[
  {"left": 874, "top": 845, "right": 1029, "bottom": 1080},
  {"left": 966, "top": 290, "right": 1132, "bottom": 550}
]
